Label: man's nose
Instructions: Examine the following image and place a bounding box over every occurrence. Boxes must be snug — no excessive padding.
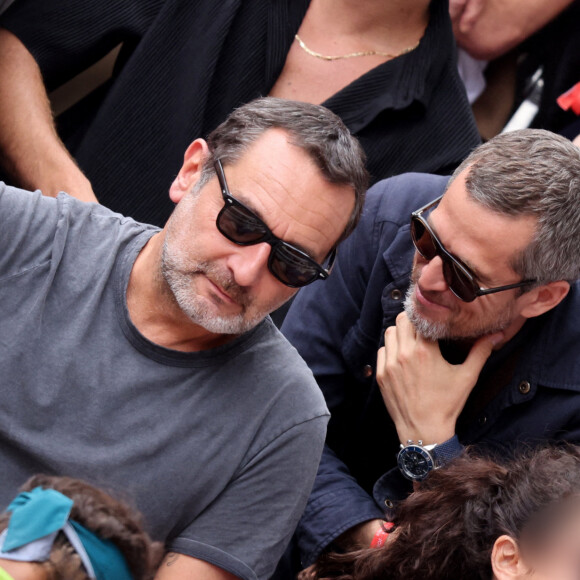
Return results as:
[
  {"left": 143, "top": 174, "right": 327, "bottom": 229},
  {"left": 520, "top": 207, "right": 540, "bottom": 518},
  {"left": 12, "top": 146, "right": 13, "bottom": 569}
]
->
[
  {"left": 228, "top": 243, "right": 272, "bottom": 287},
  {"left": 417, "top": 255, "right": 449, "bottom": 293}
]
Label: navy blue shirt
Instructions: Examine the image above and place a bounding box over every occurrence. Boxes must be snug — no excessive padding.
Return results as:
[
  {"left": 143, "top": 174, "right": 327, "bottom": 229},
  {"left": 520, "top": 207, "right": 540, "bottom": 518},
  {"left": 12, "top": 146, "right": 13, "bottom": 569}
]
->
[{"left": 282, "top": 173, "right": 580, "bottom": 566}]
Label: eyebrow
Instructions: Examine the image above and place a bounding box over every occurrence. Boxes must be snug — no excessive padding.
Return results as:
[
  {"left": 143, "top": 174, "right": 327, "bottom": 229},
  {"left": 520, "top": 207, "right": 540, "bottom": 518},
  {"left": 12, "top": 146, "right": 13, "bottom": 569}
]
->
[
  {"left": 228, "top": 188, "right": 318, "bottom": 259},
  {"left": 427, "top": 217, "right": 495, "bottom": 286}
]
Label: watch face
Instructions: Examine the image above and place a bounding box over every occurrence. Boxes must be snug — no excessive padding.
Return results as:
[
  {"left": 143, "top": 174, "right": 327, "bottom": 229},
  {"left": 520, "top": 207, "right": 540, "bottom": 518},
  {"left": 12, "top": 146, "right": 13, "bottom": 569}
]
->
[{"left": 398, "top": 445, "right": 435, "bottom": 481}]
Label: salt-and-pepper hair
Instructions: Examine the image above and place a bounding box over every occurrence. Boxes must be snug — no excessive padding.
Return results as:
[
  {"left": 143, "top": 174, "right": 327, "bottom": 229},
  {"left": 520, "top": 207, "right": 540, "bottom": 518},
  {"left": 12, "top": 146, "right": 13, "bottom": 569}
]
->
[
  {"left": 450, "top": 129, "right": 580, "bottom": 283},
  {"left": 198, "top": 97, "right": 369, "bottom": 244}
]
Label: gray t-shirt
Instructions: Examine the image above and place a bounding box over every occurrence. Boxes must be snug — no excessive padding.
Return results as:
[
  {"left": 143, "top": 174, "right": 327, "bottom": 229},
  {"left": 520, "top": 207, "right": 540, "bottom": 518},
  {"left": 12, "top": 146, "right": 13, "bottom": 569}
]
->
[{"left": 0, "top": 183, "right": 329, "bottom": 580}]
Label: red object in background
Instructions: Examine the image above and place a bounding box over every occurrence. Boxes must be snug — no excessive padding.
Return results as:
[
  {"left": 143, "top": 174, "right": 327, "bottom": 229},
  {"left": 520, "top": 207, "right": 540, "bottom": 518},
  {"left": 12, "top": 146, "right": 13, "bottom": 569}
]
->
[
  {"left": 370, "top": 522, "right": 395, "bottom": 548},
  {"left": 557, "top": 82, "right": 580, "bottom": 115}
]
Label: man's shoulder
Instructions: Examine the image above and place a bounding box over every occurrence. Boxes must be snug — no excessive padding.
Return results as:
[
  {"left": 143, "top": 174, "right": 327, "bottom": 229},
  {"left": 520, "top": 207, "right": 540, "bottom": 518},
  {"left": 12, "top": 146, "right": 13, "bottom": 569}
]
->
[
  {"left": 363, "top": 172, "right": 450, "bottom": 226},
  {"left": 0, "top": 184, "right": 157, "bottom": 285},
  {"left": 338, "top": 172, "right": 450, "bottom": 273},
  {"left": 236, "top": 319, "right": 329, "bottom": 417},
  {"left": 534, "top": 281, "right": 580, "bottom": 388},
  {"left": 55, "top": 192, "right": 158, "bottom": 249}
]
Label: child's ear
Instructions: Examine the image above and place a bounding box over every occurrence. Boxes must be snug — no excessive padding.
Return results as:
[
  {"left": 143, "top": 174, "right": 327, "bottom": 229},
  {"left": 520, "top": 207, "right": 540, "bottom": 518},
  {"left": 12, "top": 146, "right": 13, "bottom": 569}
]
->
[{"left": 491, "top": 535, "right": 529, "bottom": 579}]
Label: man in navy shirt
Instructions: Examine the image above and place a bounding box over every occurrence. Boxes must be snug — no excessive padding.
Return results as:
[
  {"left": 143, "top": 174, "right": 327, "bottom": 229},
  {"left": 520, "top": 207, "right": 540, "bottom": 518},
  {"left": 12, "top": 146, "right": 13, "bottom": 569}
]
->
[{"left": 281, "top": 129, "right": 580, "bottom": 569}]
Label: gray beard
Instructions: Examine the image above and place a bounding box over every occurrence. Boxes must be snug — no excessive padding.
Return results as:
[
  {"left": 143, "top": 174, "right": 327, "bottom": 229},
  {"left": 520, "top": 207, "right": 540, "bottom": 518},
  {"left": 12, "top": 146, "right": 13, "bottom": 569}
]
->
[
  {"left": 403, "top": 283, "right": 514, "bottom": 342},
  {"left": 160, "top": 247, "right": 264, "bottom": 336}
]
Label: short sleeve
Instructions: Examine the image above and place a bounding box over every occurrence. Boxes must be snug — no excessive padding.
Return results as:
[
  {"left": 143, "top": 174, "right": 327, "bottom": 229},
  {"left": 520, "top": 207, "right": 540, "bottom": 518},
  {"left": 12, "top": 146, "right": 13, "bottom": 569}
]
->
[
  {"left": 0, "top": 183, "right": 59, "bottom": 277},
  {"left": 168, "top": 415, "right": 328, "bottom": 580}
]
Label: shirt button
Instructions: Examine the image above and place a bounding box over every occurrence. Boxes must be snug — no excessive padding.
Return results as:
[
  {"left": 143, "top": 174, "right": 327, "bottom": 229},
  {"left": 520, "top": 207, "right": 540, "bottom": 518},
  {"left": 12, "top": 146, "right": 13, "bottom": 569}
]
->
[
  {"left": 363, "top": 364, "right": 373, "bottom": 378},
  {"left": 518, "top": 381, "right": 531, "bottom": 395},
  {"left": 478, "top": 415, "right": 487, "bottom": 426},
  {"left": 390, "top": 289, "right": 403, "bottom": 301}
]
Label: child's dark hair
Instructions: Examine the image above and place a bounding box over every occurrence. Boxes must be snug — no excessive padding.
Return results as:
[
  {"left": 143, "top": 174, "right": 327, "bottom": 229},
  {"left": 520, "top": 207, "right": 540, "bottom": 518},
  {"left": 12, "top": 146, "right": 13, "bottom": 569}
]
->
[{"left": 311, "top": 444, "right": 580, "bottom": 580}]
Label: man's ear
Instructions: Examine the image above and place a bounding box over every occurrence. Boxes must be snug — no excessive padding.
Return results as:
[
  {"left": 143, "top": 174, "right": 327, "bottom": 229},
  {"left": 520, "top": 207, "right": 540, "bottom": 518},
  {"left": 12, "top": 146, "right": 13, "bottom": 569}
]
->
[
  {"left": 169, "top": 139, "right": 210, "bottom": 204},
  {"left": 491, "top": 535, "right": 529, "bottom": 579},
  {"left": 518, "top": 280, "right": 570, "bottom": 320}
]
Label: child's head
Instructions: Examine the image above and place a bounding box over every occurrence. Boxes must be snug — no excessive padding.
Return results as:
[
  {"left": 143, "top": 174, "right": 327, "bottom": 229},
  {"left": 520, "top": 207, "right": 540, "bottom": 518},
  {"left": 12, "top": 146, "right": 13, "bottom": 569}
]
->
[
  {"left": 312, "top": 444, "right": 580, "bottom": 580},
  {"left": 0, "top": 475, "right": 161, "bottom": 580}
]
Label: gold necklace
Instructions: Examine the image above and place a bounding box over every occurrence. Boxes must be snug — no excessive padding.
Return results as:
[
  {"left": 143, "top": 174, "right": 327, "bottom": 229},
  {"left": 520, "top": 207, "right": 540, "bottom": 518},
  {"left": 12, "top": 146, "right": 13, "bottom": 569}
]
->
[{"left": 294, "top": 33, "right": 419, "bottom": 61}]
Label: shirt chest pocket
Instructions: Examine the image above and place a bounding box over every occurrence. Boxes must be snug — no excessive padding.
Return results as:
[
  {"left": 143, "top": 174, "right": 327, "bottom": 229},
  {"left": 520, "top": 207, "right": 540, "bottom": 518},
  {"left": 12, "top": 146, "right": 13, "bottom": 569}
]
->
[{"left": 341, "top": 277, "right": 407, "bottom": 383}]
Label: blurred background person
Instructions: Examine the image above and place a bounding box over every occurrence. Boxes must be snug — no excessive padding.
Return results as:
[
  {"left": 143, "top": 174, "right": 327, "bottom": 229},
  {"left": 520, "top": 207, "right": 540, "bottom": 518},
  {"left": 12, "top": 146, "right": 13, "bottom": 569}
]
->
[{"left": 450, "top": 0, "right": 580, "bottom": 140}]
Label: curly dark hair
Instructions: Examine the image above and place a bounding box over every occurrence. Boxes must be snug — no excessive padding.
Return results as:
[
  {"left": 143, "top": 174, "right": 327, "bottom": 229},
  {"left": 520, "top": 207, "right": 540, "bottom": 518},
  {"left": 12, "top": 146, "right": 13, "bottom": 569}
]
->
[
  {"left": 0, "top": 474, "right": 163, "bottom": 580},
  {"left": 311, "top": 445, "right": 580, "bottom": 580}
]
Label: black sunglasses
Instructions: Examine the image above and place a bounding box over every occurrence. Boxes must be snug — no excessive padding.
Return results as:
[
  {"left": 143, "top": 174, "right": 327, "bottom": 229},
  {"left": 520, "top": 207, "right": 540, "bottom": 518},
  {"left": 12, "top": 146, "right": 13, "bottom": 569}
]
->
[
  {"left": 214, "top": 160, "right": 336, "bottom": 288},
  {"left": 410, "top": 196, "right": 536, "bottom": 302}
]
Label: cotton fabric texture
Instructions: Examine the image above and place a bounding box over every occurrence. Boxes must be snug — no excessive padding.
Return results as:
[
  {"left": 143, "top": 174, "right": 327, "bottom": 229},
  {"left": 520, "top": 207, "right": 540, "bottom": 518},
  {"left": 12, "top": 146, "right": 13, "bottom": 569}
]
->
[{"left": 0, "top": 184, "right": 329, "bottom": 580}]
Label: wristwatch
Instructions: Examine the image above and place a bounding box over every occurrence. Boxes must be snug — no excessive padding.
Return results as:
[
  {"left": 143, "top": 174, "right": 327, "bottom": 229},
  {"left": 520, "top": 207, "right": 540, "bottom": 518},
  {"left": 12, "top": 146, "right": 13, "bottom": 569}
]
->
[{"left": 397, "top": 436, "right": 462, "bottom": 482}]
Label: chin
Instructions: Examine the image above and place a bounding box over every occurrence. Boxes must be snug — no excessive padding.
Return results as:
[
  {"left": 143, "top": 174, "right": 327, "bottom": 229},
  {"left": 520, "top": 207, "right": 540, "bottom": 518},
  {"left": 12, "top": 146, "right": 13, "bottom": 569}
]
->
[{"left": 404, "top": 287, "right": 451, "bottom": 340}]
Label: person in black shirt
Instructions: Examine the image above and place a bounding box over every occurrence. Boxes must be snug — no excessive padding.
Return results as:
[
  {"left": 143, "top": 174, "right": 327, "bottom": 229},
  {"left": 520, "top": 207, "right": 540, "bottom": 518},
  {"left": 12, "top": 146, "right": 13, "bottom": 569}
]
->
[{"left": 0, "top": 0, "right": 479, "bottom": 226}]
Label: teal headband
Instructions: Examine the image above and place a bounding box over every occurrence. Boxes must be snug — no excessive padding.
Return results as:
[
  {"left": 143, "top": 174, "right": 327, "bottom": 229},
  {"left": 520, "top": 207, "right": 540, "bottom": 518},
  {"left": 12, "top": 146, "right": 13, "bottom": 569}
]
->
[{"left": 0, "top": 487, "right": 134, "bottom": 580}]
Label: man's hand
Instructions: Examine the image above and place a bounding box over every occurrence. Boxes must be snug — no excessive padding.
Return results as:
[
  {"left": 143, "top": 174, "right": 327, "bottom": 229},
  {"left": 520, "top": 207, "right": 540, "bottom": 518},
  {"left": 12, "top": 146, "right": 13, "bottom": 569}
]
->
[
  {"left": 376, "top": 312, "right": 502, "bottom": 444},
  {"left": 450, "top": 0, "right": 575, "bottom": 60}
]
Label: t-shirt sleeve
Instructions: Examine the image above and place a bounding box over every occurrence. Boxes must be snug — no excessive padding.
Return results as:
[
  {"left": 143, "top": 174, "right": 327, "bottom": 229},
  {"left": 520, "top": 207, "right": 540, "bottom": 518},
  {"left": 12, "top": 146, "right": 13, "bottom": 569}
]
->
[
  {"left": 167, "top": 414, "right": 328, "bottom": 580},
  {"left": 0, "top": 183, "right": 61, "bottom": 277},
  {"left": 1, "top": 0, "right": 163, "bottom": 90}
]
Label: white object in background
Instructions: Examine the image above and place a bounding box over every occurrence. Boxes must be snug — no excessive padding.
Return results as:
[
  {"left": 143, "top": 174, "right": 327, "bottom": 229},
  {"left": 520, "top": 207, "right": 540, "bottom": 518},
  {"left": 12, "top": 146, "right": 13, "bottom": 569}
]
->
[
  {"left": 502, "top": 67, "right": 544, "bottom": 133},
  {"left": 456, "top": 48, "right": 488, "bottom": 104}
]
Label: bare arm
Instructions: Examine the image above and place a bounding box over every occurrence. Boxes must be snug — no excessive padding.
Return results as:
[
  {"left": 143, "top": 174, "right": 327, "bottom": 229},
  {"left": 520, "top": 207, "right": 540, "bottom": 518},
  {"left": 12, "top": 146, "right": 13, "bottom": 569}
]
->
[
  {"left": 0, "top": 27, "right": 97, "bottom": 202},
  {"left": 154, "top": 552, "right": 239, "bottom": 580},
  {"left": 451, "top": 0, "right": 576, "bottom": 60}
]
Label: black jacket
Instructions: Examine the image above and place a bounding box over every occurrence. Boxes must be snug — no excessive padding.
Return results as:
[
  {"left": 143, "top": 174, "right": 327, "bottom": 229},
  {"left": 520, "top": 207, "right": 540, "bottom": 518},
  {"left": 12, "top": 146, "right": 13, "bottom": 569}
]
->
[{"left": 2, "top": 0, "right": 480, "bottom": 225}]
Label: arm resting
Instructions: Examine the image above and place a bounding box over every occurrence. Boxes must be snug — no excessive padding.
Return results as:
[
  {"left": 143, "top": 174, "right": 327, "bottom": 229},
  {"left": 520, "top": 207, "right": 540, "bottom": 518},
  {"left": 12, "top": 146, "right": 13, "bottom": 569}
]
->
[{"left": 0, "top": 27, "right": 96, "bottom": 201}]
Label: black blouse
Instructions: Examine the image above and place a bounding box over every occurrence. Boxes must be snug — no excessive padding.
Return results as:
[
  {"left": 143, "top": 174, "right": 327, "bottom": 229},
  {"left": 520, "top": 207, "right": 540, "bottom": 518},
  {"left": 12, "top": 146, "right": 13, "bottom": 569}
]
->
[{"left": 2, "top": 0, "right": 480, "bottom": 226}]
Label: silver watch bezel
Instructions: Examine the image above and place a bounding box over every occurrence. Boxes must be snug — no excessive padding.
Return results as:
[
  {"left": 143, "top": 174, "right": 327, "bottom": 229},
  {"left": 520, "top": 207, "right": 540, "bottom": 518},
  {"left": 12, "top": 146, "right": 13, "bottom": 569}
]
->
[{"left": 397, "top": 441, "right": 437, "bottom": 481}]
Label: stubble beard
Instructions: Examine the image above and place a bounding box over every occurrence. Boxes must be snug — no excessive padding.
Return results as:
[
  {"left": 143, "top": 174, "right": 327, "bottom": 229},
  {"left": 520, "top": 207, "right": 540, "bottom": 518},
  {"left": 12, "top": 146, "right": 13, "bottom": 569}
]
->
[
  {"left": 160, "top": 240, "right": 273, "bottom": 335},
  {"left": 159, "top": 179, "right": 293, "bottom": 335},
  {"left": 403, "top": 282, "right": 515, "bottom": 342},
  {"left": 158, "top": 182, "right": 263, "bottom": 335}
]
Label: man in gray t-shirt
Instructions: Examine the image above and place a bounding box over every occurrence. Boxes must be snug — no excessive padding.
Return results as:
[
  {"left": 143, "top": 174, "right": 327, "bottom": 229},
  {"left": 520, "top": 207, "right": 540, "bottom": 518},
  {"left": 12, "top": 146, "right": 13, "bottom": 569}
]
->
[{"left": 0, "top": 98, "right": 367, "bottom": 580}]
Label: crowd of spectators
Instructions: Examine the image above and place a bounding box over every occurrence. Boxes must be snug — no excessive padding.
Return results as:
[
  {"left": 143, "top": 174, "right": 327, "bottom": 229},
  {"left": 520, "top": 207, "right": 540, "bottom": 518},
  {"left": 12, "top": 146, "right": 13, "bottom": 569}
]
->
[{"left": 0, "top": 1, "right": 579, "bottom": 579}]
